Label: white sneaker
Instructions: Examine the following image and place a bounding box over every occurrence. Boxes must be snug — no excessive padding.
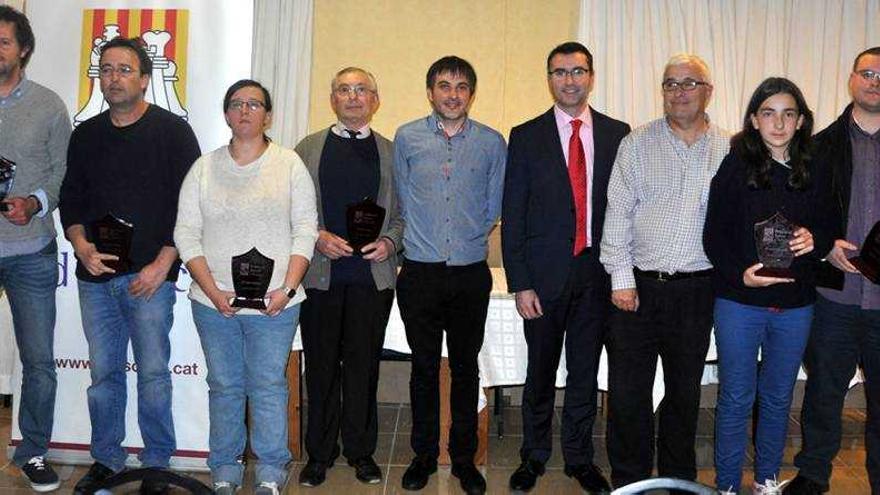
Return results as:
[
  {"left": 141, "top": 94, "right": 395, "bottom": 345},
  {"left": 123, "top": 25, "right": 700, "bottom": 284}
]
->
[
  {"left": 753, "top": 477, "right": 791, "bottom": 494},
  {"left": 212, "top": 481, "right": 239, "bottom": 494},
  {"left": 255, "top": 481, "right": 280, "bottom": 495}
]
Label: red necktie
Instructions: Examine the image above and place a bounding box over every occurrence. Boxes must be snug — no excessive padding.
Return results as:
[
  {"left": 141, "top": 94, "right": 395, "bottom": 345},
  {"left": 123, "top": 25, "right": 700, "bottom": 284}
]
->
[{"left": 568, "top": 119, "right": 588, "bottom": 255}]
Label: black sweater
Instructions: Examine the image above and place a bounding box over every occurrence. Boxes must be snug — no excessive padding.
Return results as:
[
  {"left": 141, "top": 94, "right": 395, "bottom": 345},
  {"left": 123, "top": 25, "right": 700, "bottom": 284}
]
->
[
  {"left": 703, "top": 151, "right": 836, "bottom": 308},
  {"left": 60, "top": 105, "right": 201, "bottom": 283}
]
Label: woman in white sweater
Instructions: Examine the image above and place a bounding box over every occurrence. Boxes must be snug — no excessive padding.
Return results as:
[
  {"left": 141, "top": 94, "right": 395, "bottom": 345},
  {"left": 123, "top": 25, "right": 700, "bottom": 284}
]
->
[{"left": 174, "top": 79, "right": 318, "bottom": 495}]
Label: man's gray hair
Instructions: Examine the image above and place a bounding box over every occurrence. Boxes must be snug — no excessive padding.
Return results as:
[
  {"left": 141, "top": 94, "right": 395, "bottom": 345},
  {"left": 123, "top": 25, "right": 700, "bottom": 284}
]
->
[
  {"left": 663, "top": 53, "right": 712, "bottom": 85},
  {"left": 330, "top": 67, "right": 378, "bottom": 93}
]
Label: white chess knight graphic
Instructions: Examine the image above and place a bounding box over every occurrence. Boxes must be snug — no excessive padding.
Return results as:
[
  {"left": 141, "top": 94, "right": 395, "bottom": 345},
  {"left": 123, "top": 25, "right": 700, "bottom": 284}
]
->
[{"left": 74, "top": 25, "right": 189, "bottom": 126}]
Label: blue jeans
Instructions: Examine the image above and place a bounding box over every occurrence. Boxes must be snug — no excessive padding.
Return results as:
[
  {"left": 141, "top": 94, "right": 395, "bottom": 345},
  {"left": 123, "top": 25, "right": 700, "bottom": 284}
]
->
[
  {"left": 713, "top": 298, "right": 813, "bottom": 491},
  {"left": 77, "top": 274, "right": 176, "bottom": 471},
  {"left": 191, "top": 301, "right": 299, "bottom": 486},
  {"left": 0, "top": 240, "right": 58, "bottom": 466}
]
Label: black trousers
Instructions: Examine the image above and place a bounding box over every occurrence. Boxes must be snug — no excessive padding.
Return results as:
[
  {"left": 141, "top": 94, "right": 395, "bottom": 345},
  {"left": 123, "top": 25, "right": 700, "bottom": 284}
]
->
[
  {"left": 520, "top": 250, "right": 608, "bottom": 467},
  {"left": 397, "top": 259, "right": 492, "bottom": 464},
  {"left": 795, "top": 294, "right": 880, "bottom": 492},
  {"left": 605, "top": 274, "right": 713, "bottom": 487},
  {"left": 299, "top": 283, "right": 394, "bottom": 462}
]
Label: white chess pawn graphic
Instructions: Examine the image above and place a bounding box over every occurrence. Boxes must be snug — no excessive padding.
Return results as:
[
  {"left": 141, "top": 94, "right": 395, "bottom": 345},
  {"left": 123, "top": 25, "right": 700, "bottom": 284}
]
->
[
  {"left": 162, "top": 60, "right": 188, "bottom": 120},
  {"left": 73, "top": 25, "right": 121, "bottom": 126},
  {"left": 141, "top": 30, "right": 171, "bottom": 110}
]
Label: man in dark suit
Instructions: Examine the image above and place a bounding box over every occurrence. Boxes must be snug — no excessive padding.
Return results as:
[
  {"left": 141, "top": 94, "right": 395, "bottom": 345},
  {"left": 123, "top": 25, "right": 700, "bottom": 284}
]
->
[{"left": 502, "top": 41, "right": 630, "bottom": 493}]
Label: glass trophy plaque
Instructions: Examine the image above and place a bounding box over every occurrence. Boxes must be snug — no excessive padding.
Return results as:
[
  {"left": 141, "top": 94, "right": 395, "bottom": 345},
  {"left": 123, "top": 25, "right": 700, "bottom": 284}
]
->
[
  {"left": 849, "top": 220, "right": 880, "bottom": 285},
  {"left": 346, "top": 197, "right": 386, "bottom": 254},
  {"left": 90, "top": 214, "right": 134, "bottom": 273},
  {"left": 754, "top": 211, "right": 796, "bottom": 278},
  {"left": 0, "top": 156, "right": 16, "bottom": 212},
  {"left": 230, "top": 247, "right": 275, "bottom": 309}
]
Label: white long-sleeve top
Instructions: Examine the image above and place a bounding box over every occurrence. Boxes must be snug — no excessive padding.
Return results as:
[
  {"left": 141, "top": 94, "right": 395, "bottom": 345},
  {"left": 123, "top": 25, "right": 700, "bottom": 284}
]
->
[{"left": 174, "top": 142, "right": 318, "bottom": 313}]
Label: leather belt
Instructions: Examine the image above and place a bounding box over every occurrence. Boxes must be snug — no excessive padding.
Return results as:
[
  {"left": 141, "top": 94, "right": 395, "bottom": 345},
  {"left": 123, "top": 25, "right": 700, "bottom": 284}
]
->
[{"left": 634, "top": 268, "right": 712, "bottom": 282}]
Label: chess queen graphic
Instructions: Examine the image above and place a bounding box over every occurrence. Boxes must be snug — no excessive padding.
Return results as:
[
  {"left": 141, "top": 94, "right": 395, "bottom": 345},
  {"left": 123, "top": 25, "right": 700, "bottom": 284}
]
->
[{"left": 74, "top": 9, "right": 190, "bottom": 126}]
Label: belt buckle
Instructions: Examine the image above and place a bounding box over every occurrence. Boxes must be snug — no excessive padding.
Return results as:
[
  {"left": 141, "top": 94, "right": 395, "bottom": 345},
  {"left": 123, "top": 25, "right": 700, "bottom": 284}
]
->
[{"left": 657, "top": 271, "right": 668, "bottom": 282}]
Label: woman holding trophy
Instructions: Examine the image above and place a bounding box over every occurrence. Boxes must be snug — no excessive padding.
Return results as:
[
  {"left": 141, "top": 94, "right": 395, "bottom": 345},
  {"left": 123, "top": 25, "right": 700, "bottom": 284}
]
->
[
  {"left": 174, "top": 79, "right": 318, "bottom": 495},
  {"left": 703, "top": 77, "right": 836, "bottom": 494}
]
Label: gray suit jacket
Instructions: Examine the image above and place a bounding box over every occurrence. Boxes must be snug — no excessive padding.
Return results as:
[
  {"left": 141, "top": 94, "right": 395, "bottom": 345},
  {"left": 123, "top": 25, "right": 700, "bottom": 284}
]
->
[{"left": 295, "top": 127, "right": 403, "bottom": 290}]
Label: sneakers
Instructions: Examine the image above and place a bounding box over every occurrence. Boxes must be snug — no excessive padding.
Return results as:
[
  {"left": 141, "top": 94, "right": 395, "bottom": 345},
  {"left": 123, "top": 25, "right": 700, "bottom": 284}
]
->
[
  {"left": 255, "top": 481, "right": 280, "bottom": 495},
  {"left": 754, "top": 477, "right": 792, "bottom": 494},
  {"left": 20, "top": 456, "right": 60, "bottom": 492},
  {"left": 212, "top": 481, "right": 239, "bottom": 494}
]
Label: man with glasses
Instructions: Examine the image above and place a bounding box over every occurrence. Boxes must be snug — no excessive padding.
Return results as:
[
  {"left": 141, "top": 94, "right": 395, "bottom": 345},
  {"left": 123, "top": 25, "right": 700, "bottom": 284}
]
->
[
  {"left": 784, "top": 46, "right": 880, "bottom": 495},
  {"left": 60, "top": 37, "right": 200, "bottom": 494},
  {"left": 502, "top": 41, "right": 629, "bottom": 493},
  {"left": 294, "top": 67, "right": 402, "bottom": 487},
  {"left": 600, "top": 53, "right": 729, "bottom": 488},
  {"left": 0, "top": 6, "right": 70, "bottom": 492},
  {"left": 393, "top": 56, "right": 505, "bottom": 495}
]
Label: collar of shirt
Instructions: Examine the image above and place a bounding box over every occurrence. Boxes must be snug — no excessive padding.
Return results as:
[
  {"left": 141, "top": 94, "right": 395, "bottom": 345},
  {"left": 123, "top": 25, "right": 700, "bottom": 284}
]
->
[
  {"left": 0, "top": 75, "right": 27, "bottom": 107},
  {"left": 428, "top": 112, "right": 472, "bottom": 138},
  {"left": 553, "top": 104, "right": 593, "bottom": 136},
  {"left": 850, "top": 114, "right": 880, "bottom": 140},
  {"left": 331, "top": 121, "right": 372, "bottom": 139}
]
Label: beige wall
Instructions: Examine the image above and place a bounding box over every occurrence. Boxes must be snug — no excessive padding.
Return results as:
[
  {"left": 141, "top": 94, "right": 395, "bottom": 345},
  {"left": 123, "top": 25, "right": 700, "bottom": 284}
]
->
[{"left": 308, "top": 0, "right": 581, "bottom": 140}]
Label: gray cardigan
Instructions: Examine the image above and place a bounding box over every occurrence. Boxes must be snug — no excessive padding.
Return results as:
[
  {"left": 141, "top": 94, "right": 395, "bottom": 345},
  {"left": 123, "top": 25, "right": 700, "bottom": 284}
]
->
[{"left": 295, "top": 127, "right": 404, "bottom": 290}]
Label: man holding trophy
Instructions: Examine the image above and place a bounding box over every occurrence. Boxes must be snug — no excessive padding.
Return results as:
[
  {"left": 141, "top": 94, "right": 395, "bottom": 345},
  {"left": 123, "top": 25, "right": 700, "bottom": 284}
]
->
[
  {"left": 0, "top": 5, "right": 71, "bottom": 492},
  {"left": 294, "top": 67, "right": 403, "bottom": 488},
  {"left": 59, "top": 37, "right": 200, "bottom": 494}
]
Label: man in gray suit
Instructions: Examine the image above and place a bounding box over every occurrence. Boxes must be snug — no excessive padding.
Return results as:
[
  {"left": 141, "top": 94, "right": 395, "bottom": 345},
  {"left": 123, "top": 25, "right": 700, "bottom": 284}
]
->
[{"left": 294, "top": 67, "right": 403, "bottom": 488}]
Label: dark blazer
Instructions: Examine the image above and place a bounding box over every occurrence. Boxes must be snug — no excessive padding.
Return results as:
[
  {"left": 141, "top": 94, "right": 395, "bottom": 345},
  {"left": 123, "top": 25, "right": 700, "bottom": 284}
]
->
[
  {"left": 295, "top": 127, "right": 404, "bottom": 291},
  {"left": 813, "top": 104, "right": 854, "bottom": 290},
  {"left": 502, "top": 107, "right": 630, "bottom": 301}
]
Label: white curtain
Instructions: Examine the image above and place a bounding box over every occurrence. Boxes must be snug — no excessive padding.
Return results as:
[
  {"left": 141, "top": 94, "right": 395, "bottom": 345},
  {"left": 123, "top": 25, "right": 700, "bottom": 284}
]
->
[
  {"left": 579, "top": 0, "right": 880, "bottom": 132},
  {"left": 251, "top": 0, "right": 313, "bottom": 149}
]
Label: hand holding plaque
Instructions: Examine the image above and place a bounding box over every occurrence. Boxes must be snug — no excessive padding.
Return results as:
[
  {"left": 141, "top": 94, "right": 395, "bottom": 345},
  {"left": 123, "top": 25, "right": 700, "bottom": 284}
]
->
[
  {"left": 754, "top": 211, "right": 797, "bottom": 279},
  {"left": 0, "top": 156, "right": 16, "bottom": 213},
  {"left": 90, "top": 214, "right": 135, "bottom": 273},
  {"left": 346, "top": 197, "right": 386, "bottom": 255},
  {"left": 230, "top": 247, "right": 275, "bottom": 309},
  {"left": 848, "top": 221, "right": 880, "bottom": 285}
]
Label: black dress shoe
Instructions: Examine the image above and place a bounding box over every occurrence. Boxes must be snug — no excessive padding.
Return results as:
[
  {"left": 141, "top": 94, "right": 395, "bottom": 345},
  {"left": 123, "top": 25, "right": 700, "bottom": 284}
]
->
[
  {"left": 74, "top": 462, "right": 116, "bottom": 494},
  {"left": 564, "top": 464, "right": 611, "bottom": 494},
  {"left": 348, "top": 456, "right": 382, "bottom": 484},
  {"left": 782, "top": 475, "right": 827, "bottom": 494},
  {"left": 299, "top": 459, "right": 334, "bottom": 487},
  {"left": 451, "top": 462, "right": 486, "bottom": 495},
  {"left": 401, "top": 456, "right": 437, "bottom": 490},
  {"left": 509, "top": 459, "right": 545, "bottom": 492}
]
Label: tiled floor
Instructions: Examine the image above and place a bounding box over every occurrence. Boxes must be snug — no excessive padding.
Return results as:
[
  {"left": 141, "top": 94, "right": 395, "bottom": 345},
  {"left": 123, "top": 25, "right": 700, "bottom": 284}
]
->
[{"left": 0, "top": 402, "right": 872, "bottom": 494}]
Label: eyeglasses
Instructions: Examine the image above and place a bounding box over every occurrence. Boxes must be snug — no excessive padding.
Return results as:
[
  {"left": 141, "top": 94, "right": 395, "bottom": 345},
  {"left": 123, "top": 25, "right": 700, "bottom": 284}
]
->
[
  {"left": 99, "top": 65, "right": 137, "bottom": 78},
  {"left": 661, "top": 79, "right": 710, "bottom": 92},
  {"left": 548, "top": 67, "right": 591, "bottom": 80},
  {"left": 228, "top": 99, "right": 266, "bottom": 112},
  {"left": 334, "top": 85, "right": 374, "bottom": 97},
  {"left": 855, "top": 69, "right": 880, "bottom": 83}
]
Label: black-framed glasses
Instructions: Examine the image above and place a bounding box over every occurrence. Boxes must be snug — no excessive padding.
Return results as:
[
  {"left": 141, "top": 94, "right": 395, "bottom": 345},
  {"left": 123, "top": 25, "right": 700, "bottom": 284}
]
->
[
  {"left": 229, "top": 99, "right": 266, "bottom": 112},
  {"left": 856, "top": 69, "right": 880, "bottom": 83},
  {"left": 548, "top": 67, "right": 591, "bottom": 80},
  {"left": 661, "top": 79, "right": 710, "bottom": 92}
]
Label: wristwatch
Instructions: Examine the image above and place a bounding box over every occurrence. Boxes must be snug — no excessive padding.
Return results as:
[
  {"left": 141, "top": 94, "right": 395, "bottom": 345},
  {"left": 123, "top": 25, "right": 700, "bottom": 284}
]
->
[{"left": 282, "top": 285, "right": 296, "bottom": 298}]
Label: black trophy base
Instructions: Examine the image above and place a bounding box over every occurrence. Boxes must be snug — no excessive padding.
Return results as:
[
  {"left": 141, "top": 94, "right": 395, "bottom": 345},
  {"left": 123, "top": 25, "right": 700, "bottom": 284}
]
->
[
  {"left": 850, "top": 256, "right": 880, "bottom": 285},
  {"left": 755, "top": 266, "right": 795, "bottom": 279},
  {"left": 229, "top": 297, "right": 268, "bottom": 310}
]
